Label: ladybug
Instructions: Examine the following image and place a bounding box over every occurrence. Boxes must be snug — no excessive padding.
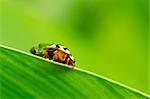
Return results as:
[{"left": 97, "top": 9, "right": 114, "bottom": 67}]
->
[{"left": 30, "top": 44, "right": 75, "bottom": 66}]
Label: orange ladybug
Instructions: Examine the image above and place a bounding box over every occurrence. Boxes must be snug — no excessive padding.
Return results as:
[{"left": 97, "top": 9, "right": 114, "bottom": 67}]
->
[{"left": 30, "top": 44, "right": 75, "bottom": 66}]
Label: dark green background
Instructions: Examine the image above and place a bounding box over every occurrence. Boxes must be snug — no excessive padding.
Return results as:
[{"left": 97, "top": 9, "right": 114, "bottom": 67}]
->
[{"left": 0, "top": 0, "right": 149, "bottom": 94}]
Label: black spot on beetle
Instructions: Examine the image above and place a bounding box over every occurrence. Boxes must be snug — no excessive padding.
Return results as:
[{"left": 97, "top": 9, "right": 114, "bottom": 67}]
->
[
  {"left": 64, "top": 48, "right": 68, "bottom": 50},
  {"left": 56, "top": 44, "right": 60, "bottom": 48}
]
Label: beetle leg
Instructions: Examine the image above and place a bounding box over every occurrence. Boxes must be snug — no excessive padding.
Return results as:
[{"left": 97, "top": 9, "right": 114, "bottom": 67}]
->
[{"left": 66, "top": 58, "right": 70, "bottom": 65}]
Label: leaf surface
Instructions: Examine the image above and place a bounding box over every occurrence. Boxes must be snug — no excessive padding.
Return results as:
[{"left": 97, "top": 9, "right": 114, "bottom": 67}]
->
[{"left": 0, "top": 45, "right": 149, "bottom": 99}]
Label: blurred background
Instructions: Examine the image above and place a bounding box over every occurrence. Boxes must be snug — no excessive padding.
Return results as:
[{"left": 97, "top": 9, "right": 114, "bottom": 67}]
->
[{"left": 0, "top": 0, "right": 149, "bottom": 94}]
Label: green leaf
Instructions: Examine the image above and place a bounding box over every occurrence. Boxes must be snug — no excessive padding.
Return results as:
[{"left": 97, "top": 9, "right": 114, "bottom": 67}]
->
[{"left": 0, "top": 44, "right": 149, "bottom": 99}]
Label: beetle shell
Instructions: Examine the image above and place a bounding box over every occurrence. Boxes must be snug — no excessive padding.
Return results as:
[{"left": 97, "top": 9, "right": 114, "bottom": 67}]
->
[{"left": 30, "top": 44, "right": 75, "bottom": 66}]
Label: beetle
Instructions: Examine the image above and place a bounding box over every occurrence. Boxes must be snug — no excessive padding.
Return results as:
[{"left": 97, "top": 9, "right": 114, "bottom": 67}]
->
[{"left": 30, "top": 43, "right": 75, "bottom": 66}]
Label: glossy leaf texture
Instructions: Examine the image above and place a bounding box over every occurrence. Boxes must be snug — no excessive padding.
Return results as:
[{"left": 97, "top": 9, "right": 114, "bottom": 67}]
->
[{"left": 0, "top": 45, "right": 149, "bottom": 99}]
